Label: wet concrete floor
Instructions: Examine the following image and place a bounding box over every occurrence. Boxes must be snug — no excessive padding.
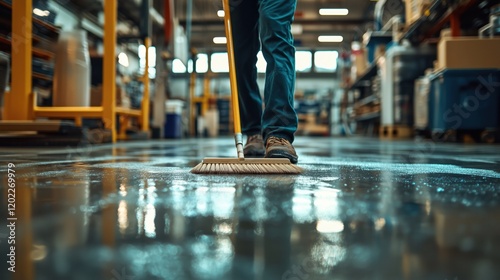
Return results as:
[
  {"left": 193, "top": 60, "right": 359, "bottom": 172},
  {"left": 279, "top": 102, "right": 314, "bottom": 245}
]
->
[{"left": 0, "top": 136, "right": 500, "bottom": 280}]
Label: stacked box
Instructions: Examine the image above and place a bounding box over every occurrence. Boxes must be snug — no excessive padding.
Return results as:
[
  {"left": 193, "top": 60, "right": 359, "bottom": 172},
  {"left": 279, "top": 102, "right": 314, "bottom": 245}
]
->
[
  {"left": 404, "top": 0, "right": 432, "bottom": 26},
  {"left": 437, "top": 37, "right": 500, "bottom": 69}
]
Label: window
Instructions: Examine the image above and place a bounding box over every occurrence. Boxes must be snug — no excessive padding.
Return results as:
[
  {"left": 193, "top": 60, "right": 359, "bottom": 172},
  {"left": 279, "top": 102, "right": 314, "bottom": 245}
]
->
[
  {"left": 295, "top": 51, "right": 312, "bottom": 72},
  {"left": 314, "top": 51, "right": 338, "bottom": 72},
  {"left": 172, "top": 59, "right": 186, "bottom": 73},
  {"left": 196, "top": 53, "right": 208, "bottom": 73},
  {"left": 211, "top": 52, "right": 229, "bottom": 73},
  {"left": 257, "top": 51, "right": 266, "bottom": 73},
  {"left": 138, "top": 45, "right": 156, "bottom": 79}
]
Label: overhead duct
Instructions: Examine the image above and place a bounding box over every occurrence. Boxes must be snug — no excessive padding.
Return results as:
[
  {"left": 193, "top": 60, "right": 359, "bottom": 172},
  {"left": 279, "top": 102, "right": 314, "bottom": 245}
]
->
[{"left": 132, "top": 0, "right": 165, "bottom": 26}]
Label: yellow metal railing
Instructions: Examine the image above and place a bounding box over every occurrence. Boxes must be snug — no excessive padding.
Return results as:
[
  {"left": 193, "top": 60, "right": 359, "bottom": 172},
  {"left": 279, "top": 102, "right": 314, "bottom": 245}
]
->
[{"left": 3, "top": 0, "right": 150, "bottom": 143}]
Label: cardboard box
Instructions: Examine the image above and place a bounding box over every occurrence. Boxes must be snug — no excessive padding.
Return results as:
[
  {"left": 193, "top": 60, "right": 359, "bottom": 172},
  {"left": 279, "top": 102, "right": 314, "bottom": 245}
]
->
[
  {"left": 437, "top": 37, "right": 500, "bottom": 69},
  {"left": 405, "top": 0, "right": 432, "bottom": 26}
]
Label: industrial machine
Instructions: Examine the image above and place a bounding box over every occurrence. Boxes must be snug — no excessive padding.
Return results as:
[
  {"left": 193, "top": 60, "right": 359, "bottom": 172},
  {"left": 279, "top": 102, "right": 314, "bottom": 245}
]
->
[{"left": 378, "top": 43, "right": 436, "bottom": 127}]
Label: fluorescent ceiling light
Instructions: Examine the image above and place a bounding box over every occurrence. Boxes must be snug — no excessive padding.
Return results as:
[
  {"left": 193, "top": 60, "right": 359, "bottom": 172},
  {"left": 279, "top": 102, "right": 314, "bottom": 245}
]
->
[
  {"left": 316, "top": 220, "right": 344, "bottom": 233},
  {"left": 213, "top": 37, "right": 227, "bottom": 44},
  {"left": 318, "top": 35, "right": 343, "bottom": 43},
  {"left": 319, "top": 8, "right": 349, "bottom": 16},
  {"left": 33, "top": 8, "right": 50, "bottom": 17},
  {"left": 217, "top": 10, "right": 225, "bottom": 17}
]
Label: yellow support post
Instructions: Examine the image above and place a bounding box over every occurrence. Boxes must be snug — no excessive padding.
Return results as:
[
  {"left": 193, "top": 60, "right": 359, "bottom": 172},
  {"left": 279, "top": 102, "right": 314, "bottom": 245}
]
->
[
  {"left": 202, "top": 74, "right": 211, "bottom": 116},
  {"left": 118, "top": 115, "right": 128, "bottom": 139},
  {"left": 141, "top": 37, "right": 151, "bottom": 133},
  {"left": 74, "top": 117, "right": 82, "bottom": 127},
  {"left": 103, "top": 0, "right": 117, "bottom": 142},
  {"left": 5, "top": 0, "right": 32, "bottom": 120}
]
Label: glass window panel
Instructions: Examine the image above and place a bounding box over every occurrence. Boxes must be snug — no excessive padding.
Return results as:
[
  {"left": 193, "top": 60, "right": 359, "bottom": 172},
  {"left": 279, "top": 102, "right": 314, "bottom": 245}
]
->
[
  {"left": 257, "top": 51, "right": 266, "bottom": 73},
  {"left": 314, "top": 51, "right": 338, "bottom": 72},
  {"left": 196, "top": 54, "right": 208, "bottom": 73},
  {"left": 211, "top": 52, "right": 229, "bottom": 73},
  {"left": 296, "top": 51, "right": 312, "bottom": 72},
  {"left": 172, "top": 58, "right": 186, "bottom": 73}
]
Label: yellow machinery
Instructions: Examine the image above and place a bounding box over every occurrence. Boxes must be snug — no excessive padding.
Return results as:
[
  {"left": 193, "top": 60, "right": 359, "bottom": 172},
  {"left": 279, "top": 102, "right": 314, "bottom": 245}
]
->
[
  {"left": 0, "top": 0, "right": 150, "bottom": 143},
  {"left": 190, "top": 71, "right": 212, "bottom": 136},
  {"left": 189, "top": 71, "right": 233, "bottom": 137}
]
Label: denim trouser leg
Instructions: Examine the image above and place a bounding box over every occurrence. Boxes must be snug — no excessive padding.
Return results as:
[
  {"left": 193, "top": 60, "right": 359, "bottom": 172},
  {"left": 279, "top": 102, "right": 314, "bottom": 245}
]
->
[
  {"left": 231, "top": 0, "right": 298, "bottom": 142},
  {"left": 259, "top": 0, "right": 298, "bottom": 143},
  {"left": 230, "top": 0, "right": 262, "bottom": 136}
]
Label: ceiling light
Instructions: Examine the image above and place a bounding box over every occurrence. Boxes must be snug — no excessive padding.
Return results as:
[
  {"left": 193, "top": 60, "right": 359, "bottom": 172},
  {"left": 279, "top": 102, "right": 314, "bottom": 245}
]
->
[
  {"left": 318, "top": 35, "right": 343, "bottom": 43},
  {"left": 316, "top": 220, "right": 345, "bottom": 233},
  {"left": 213, "top": 37, "right": 227, "bottom": 44},
  {"left": 217, "top": 10, "right": 225, "bottom": 17},
  {"left": 33, "top": 8, "right": 50, "bottom": 17},
  {"left": 319, "top": 8, "right": 349, "bottom": 16}
]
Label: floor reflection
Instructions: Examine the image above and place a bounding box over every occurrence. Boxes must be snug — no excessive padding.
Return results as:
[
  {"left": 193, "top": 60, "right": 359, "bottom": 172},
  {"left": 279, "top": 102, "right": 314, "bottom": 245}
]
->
[{"left": 0, "top": 138, "right": 499, "bottom": 280}]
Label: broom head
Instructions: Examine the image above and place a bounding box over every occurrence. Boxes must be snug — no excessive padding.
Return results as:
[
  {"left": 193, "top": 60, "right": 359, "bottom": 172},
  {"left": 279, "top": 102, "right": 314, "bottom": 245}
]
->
[{"left": 191, "top": 157, "right": 303, "bottom": 174}]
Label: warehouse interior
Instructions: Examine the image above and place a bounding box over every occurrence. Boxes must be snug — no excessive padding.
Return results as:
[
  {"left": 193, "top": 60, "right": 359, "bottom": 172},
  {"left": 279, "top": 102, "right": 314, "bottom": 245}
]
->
[{"left": 1, "top": 0, "right": 500, "bottom": 279}]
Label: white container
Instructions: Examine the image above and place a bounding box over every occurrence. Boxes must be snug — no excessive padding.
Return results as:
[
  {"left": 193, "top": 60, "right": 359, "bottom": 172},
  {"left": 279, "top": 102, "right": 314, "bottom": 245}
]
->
[
  {"left": 205, "top": 109, "right": 219, "bottom": 137},
  {"left": 53, "top": 30, "right": 91, "bottom": 106},
  {"left": 165, "top": 100, "right": 184, "bottom": 114}
]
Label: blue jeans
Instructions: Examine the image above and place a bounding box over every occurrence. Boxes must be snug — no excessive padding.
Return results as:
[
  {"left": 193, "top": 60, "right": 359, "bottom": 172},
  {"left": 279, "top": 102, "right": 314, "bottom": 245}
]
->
[{"left": 230, "top": 0, "right": 298, "bottom": 143}]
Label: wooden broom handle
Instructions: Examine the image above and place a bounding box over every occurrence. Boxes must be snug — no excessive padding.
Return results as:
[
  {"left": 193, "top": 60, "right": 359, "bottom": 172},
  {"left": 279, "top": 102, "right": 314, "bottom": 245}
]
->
[{"left": 222, "top": 0, "right": 242, "bottom": 135}]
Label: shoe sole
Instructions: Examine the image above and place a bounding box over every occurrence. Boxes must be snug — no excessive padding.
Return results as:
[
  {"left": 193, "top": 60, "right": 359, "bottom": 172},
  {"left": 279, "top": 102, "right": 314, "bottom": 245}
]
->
[
  {"left": 244, "top": 147, "right": 265, "bottom": 157},
  {"left": 265, "top": 150, "right": 298, "bottom": 164}
]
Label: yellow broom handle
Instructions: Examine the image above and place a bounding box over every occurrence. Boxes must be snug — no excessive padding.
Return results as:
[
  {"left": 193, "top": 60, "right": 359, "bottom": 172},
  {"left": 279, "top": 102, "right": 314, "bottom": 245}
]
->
[{"left": 222, "top": 0, "right": 241, "bottom": 135}]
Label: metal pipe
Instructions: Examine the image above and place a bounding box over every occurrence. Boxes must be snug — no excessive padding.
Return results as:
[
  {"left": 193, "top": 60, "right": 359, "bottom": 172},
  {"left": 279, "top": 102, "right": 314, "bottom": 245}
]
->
[{"left": 142, "top": 37, "right": 151, "bottom": 132}]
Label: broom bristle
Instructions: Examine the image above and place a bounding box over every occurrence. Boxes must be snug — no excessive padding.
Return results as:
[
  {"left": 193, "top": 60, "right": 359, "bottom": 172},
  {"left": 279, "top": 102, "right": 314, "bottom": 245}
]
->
[{"left": 190, "top": 158, "right": 303, "bottom": 174}]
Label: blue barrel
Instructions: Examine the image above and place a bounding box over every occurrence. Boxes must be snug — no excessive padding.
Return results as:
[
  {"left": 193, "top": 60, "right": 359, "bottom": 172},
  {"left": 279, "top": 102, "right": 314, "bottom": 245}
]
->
[{"left": 164, "top": 113, "right": 182, "bottom": 138}]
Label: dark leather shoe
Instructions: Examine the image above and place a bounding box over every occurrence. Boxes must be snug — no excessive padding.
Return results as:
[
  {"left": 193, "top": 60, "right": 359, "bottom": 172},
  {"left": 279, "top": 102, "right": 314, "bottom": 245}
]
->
[
  {"left": 265, "top": 136, "right": 298, "bottom": 164},
  {"left": 244, "top": 134, "right": 265, "bottom": 157}
]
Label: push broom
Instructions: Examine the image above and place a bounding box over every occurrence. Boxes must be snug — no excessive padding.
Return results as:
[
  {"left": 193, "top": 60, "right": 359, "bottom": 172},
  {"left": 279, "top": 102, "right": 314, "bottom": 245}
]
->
[{"left": 190, "top": 0, "right": 302, "bottom": 174}]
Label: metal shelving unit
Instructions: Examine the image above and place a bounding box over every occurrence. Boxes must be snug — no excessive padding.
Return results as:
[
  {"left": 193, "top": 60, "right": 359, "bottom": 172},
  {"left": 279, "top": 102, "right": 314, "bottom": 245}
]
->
[
  {"left": 345, "top": 61, "right": 381, "bottom": 135},
  {"left": 354, "top": 111, "right": 380, "bottom": 122},
  {"left": 401, "top": 0, "right": 479, "bottom": 44},
  {"left": 343, "top": 0, "right": 493, "bottom": 138},
  {"left": 348, "top": 62, "right": 378, "bottom": 91}
]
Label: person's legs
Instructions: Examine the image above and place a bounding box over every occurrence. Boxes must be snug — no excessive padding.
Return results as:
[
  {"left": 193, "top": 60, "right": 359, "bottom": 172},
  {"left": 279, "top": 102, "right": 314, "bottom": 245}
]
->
[
  {"left": 258, "top": 0, "right": 298, "bottom": 163},
  {"left": 258, "top": 0, "right": 298, "bottom": 144},
  {"left": 230, "top": 0, "right": 262, "bottom": 136}
]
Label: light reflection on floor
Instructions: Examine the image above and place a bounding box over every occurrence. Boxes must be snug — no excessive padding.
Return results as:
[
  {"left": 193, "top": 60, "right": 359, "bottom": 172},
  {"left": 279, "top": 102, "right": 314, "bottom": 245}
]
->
[{"left": 0, "top": 137, "right": 500, "bottom": 280}]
